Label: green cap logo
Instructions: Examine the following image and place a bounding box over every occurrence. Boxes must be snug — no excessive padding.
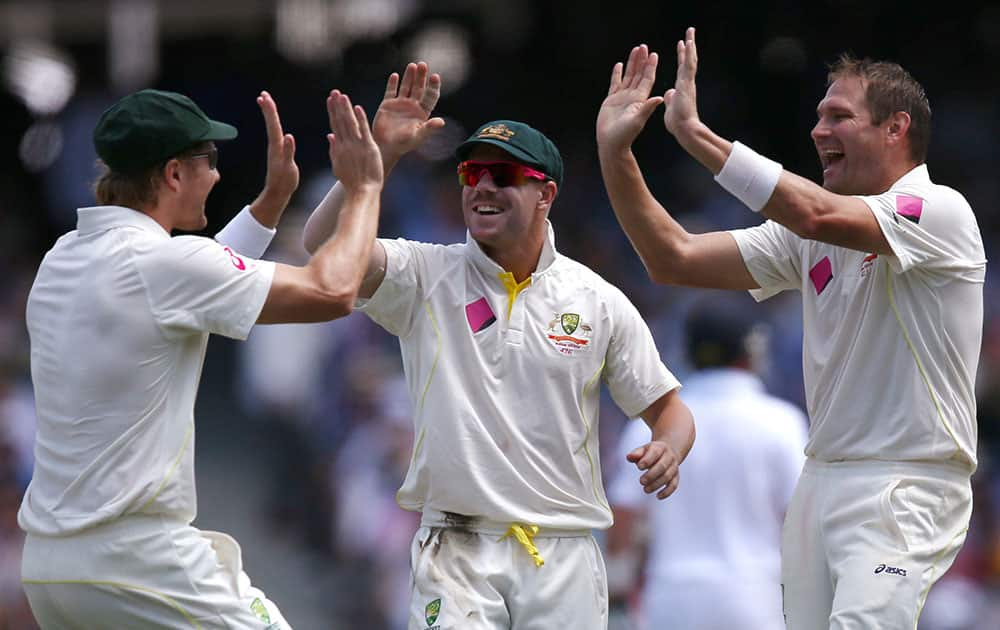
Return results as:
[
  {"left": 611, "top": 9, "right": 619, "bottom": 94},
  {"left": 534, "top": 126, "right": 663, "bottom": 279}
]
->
[{"left": 425, "top": 598, "right": 441, "bottom": 626}]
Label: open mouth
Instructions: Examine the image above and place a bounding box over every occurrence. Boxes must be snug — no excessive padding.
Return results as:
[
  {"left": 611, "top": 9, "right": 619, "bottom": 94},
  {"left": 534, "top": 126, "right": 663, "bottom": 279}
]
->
[
  {"left": 819, "top": 150, "right": 844, "bottom": 171},
  {"left": 474, "top": 205, "right": 504, "bottom": 215}
]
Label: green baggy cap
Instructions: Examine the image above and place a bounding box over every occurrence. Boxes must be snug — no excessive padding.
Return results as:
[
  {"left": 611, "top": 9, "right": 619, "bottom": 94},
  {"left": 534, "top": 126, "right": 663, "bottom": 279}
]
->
[
  {"left": 456, "top": 120, "right": 563, "bottom": 188},
  {"left": 93, "top": 89, "right": 237, "bottom": 174}
]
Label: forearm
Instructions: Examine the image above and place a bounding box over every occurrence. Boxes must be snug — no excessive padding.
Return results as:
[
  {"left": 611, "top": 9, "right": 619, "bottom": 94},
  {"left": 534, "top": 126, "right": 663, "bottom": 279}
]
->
[
  {"left": 307, "top": 185, "right": 382, "bottom": 299},
  {"left": 598, "top": 146, "right": 693, "bottom": 279},
  {"left": 302, "top": 151, "right": 400, "bottom": 254},
  {"left": 648, "top": 393, "right": 695, "bottom": 463},
  {"left": 248, "top": 187, "right": 293, "bottom": 229},
  {"left": 671, "top": 119, "right": 732, "bottom": 175}
]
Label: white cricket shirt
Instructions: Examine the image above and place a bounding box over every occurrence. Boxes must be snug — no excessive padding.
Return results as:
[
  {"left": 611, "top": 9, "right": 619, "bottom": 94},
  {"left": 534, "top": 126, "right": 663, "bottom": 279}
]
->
[
  {"left": 359, "top": 224, "right": 679, "bottom": 530},
  {"left": 19, "top": 206, "right": 274, "bottom": 536},
  {"left": 730, "top": 165, "right": 984, "bottom": 468},
  {"left": 608, "top": 369, "right": 807, "bottom": 582}
]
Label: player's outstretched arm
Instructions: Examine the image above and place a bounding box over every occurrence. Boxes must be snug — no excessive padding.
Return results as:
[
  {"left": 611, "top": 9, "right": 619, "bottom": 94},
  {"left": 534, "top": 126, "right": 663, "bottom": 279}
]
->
[
  {"left": 629, "top": 389, "right": 695, "bottom": 500},
  {"left": 247, "top": 90, "right": 300, "bottom": 228},
  {"left": 597, "top": 44, "right": 757, "bottom": 289},
  {"left": 259, "top": 90, "right": 384, "bottom": 324},
  {"left": 302, "top": 62, "right": 444, "bottom": 255},
  {"left": 665, "top": 27, "right": 890, "bottom": 254}
]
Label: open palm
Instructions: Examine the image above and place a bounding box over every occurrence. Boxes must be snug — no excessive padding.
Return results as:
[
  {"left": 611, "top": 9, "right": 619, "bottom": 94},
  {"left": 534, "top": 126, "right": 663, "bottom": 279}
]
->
[
  {"left": 372, "top": 62, "right": 445, "bottom": 161},
  {"left": 663, "top": 27, "right": 701, "bottom": 138},
  {"left": 597, "top": 44, "right": 663, "bottom": 150}
]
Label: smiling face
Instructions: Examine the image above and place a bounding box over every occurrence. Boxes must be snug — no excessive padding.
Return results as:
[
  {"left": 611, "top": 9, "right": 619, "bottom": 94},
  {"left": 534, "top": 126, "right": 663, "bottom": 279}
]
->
[
  {"left": 460, "top": 144, "right": 555, "bottom": 260},
  {"left": 171, "top": 143, "right": 221, "bottom": 231},
  {"left": 810, "top": 77, "right": 895, "bottom": 195}
]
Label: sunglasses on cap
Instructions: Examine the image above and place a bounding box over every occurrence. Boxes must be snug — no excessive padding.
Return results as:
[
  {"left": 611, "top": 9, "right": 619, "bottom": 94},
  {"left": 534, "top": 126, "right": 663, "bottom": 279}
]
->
[
  {"left": 457, "top": 160, "right": 550, "bottom": 188},
  {"left": 180, "top": 146, "right": 219, "bottom": 170}
]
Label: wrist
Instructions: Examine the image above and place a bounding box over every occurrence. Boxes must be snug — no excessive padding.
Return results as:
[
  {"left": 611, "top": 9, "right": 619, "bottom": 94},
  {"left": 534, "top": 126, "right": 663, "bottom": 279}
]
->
[{"left": 714, "top": 141, "right": 783, "bottom": 213}]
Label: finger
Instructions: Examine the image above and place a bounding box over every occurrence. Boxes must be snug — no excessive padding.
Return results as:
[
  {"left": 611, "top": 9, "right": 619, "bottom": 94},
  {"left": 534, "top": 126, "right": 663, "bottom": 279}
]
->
[
  {"left": 327, "top": 132, "right": 336, "bottom": 155},
  {"left": 354, "top": 104, "right": 373, "bottom": 141},
  {"left": 337, "top": 93, "right": 361, "bottom": 139},
  {"left": 635, "top": 443, "right": 665, "bottom": 471},
  {"left": 384, "top": 72, "right": 400, "bottom": 100},
  {"left": 656, "top": 475, "right": 679, "bottom": 500},
  {"left": 624, "top": 45, "right": 645, "bottom": 88},
  {"left": 283, "top": 133, "right": 296, "bottom": 160},
  {"left": 399, "top": 62, "right": 417, "bottom": 99},
  {"left": 638, "top": 96, "right": 664, "bottom": 122},
  {"left": 607, "top": 62, "right": 623, "bottom": 96},
  {"left": 258, "top": 91, "right": 284, "bottom": 144},
  {"left": 326, "top": 89, "right": 342, "bottom": 132},
  {"left": 411, "top": 61, "right": 429, "bottom": 100},
  {"left": 638, "top": 51, "right": 658, "bottom": 93},
  {"left": 686, "top": 27, "right": 698, "bottom": 74},
  {"left": 676, "top": 38, "right": 685, "bottom": 71},
  {"left": 420, "top": 72, "right": 442, "bottom": 113}
]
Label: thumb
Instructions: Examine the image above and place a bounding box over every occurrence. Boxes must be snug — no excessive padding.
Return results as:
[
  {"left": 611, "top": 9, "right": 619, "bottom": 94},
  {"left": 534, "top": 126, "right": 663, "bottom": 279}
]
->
[
  {"left": 417, "top": 117, "right": 447, "bottom": 141},
  {"left": 637, "top": 96, "right": 664, "bottom": 122},
  {"left": 626, "top": 444, "right": 647, "bottom": 464}
]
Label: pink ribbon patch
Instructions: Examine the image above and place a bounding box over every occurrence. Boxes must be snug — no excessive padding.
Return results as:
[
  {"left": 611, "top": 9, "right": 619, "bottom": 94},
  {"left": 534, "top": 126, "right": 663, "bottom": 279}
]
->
[
  {"left": 895, "top": 195, "right": 923, "bottom": 223},
  {"left": 465, "top": 297, "right": 496, "bottom": 332},
  {"left": 809, "top": 256, "right": 833, "bottom": 295}
]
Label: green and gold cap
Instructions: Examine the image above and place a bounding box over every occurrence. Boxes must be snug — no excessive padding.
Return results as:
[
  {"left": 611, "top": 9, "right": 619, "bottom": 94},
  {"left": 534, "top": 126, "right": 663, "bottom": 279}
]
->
[{"left": 456, "top": 119, "right": 563, "bottom": 188}]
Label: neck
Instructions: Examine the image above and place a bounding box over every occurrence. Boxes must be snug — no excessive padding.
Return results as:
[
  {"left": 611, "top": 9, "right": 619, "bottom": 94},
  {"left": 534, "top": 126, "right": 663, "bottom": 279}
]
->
[{"left": 480, "top": 234, "right": 544, "bottom": 283}]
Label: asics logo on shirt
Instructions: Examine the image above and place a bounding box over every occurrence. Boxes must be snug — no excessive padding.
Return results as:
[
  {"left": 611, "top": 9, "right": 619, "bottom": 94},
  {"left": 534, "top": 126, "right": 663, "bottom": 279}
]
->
[{"left": 874, "top": 563, "right": 907, "bottom": 576}]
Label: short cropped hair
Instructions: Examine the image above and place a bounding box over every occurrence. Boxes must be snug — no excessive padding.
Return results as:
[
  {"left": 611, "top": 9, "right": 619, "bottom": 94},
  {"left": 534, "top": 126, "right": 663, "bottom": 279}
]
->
[{"left": 828, "top": 53, "right": 931, "bottom": 163}]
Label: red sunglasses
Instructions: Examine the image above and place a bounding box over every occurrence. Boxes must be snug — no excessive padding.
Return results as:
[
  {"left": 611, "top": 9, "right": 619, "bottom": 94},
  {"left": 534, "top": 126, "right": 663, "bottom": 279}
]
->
[{"left": 457, "top": 160, "right": 550, "bottom": 188}]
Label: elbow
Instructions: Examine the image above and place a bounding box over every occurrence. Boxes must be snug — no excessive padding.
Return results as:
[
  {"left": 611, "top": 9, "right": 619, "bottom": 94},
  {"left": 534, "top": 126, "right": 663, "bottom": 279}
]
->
[{"left": 645, "top": 240, "right": 693, "bottom": 286}]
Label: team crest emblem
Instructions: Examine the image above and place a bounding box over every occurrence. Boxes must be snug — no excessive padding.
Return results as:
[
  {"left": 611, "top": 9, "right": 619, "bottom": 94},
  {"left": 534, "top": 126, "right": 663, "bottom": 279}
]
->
[
  {"left": 425, "top": 598, "right": 442, "bottom": 626},
  {"left": 546, "top": 312, "right": 593, "bottom": 356},
  {"left": 477, "top": 123, "right": 515, "bottom": 142},
  {"left": 560, "top": 313, "right": 580, "bottom": 335},
  {"left": 250, "top": 598, "right": 271, "bottom": 624}
]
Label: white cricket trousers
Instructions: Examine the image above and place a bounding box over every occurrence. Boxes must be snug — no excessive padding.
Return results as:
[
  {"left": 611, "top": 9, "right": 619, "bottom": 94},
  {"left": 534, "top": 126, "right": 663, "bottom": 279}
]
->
[
  {"left": 408, "top": 510, "right": 608, "bottom": 629},
  {"left": 781, "top": 458, "right": 972, "bottom": 630},
  {"left": 22, "top": 514, "right": 290, "bottom": 629}
]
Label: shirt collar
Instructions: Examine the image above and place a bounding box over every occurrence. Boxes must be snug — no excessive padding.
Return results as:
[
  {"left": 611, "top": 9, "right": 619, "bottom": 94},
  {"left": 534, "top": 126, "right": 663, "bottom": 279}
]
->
[
  {"left": 76, "top": 206, "right": 170, "bottom": 239},
  {"left": 464, "top": 220, "right": 559, "bottom": 278},
  {"left": 892, "top": 163, "right": 930, "bottom": 188}
]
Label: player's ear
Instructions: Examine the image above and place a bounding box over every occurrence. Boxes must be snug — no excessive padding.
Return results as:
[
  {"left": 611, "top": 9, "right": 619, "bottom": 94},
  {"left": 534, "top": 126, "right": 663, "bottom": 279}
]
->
[
  {"left": 537, "top": 180, "right": 557, "bottom": 211},
  {"left": 161, "top": 159, "right": 183, "bottom": 192}
]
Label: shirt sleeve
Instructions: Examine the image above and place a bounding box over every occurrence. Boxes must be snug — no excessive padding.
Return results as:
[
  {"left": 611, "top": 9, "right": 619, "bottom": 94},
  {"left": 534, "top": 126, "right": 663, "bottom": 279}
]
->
[
  {"left": 602, "top": 286, "right": 680, "bottom": 419},
  {"left": 858, "top": 188, "right": 986, "bottom": 280},
  {"left": 729, "top": 220, "right": 803, "bottom": 302},
  {"left": 356, "top": 238, "right": 425, "bottom": 338},
  {"left": 138, "top": 235, "right": 275, "bottom": 340},
  {"left": 605, "top": 419, "right": 653, "bottom": 509}
]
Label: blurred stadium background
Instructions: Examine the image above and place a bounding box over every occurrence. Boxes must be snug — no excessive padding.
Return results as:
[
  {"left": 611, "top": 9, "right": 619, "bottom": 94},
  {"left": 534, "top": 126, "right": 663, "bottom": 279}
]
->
[{"left": 1, "top": 1, "right": 999, "bottom": 628}]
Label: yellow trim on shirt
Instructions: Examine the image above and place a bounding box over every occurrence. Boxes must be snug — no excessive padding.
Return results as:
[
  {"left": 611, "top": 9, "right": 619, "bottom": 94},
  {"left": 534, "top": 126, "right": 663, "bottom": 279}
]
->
[
  {"left": 883, "top": 265, "right": 962, "bottom": 451},
  {"left": 138, "top": 420, "right": 194, "bottom": 513},
  {"left": 576, "top": 360, "right": 609, "bottom": 509},
  {"left": 498, "top": 272, "right": 531, "bottom": 319}
]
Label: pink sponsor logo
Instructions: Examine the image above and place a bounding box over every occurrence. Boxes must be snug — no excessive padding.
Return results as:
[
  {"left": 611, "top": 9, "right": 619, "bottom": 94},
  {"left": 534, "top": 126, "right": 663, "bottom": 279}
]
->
[
  {"left": 222, "top": 246, "right": 246, "bottom": 270},
  {"left": 809, "top": 256, "right": 833, "bottom": 295},
  {"left": 895, "top": 195, "right": 923, "bottom": 223},
  {"left": 465, "top": 297, "right": 496, "bottom": 333}
]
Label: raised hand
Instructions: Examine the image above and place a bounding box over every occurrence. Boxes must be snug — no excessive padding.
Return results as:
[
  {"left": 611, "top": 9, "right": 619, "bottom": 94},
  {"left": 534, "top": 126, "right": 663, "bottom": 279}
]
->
[
  {"left": 326, "top": 90, "right": 383, "bottom": 193},
  {"left": 627, "top": 439, "right": 681, "bottom": 500},
  {"left": 596, "top": 44, "right": 663, "bottom": 151},
  {"left": 372, "top": 62, "right": 445, "bottom": 163},
  {"left": 257, "top": 90, "right": 299, "bottom": 203},
  {"left": 663, "top": 27, "right": 701, "bottom": 138}
]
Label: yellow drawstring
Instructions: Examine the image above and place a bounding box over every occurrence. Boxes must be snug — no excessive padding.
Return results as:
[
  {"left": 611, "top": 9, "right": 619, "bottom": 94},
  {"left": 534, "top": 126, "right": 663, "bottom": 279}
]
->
[{"left": 500, "top": 523, "right": 545, "bottom": 567}]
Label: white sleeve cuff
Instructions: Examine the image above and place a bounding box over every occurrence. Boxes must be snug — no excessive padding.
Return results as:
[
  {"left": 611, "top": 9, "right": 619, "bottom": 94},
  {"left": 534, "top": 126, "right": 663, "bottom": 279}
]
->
[{"left": 214, "top": 205, "right": 276, "bottom": 259}]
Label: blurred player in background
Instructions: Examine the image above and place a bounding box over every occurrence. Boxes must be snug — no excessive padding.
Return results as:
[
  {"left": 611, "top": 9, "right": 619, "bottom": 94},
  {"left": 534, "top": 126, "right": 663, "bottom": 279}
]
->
[
  {"left": 303, "top": 62, "right": 695, "bottom": 629},
  {"left": 596, "top": 26, "right": 985, "bottom": 629},
  {"left": 18, "top": 86, "right": 383, "bottom": 628},
  {"left": 606, "top": 294, "right": 807, "bottom": 630}
]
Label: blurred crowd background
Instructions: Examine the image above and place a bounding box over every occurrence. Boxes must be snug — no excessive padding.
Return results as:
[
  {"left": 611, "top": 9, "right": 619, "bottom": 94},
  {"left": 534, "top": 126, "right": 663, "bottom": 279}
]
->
[{"left": 1, "top": 1, "right": 999, "bottom": 628}]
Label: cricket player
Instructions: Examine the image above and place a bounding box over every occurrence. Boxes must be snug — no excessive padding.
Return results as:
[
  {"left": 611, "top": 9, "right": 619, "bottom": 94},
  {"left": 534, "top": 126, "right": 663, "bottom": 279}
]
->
[
  {"left": 302, "top": 62, "right": 695, "bottom": 629},
  {"left": 596, "top": 28, "right": 984, "bottom": 629},
  {"left": 19, "top": 87, "right": 383, "bottom": 628}
]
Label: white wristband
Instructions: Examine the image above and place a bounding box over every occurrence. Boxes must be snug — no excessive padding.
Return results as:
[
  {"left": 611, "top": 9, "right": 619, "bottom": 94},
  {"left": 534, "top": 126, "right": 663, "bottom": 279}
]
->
[
  {"left": 214, "top": 205, "right": 276, "bottom": 259},
  {"left": 713, "top": 141, "right": 783, "bottom": 212}
]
